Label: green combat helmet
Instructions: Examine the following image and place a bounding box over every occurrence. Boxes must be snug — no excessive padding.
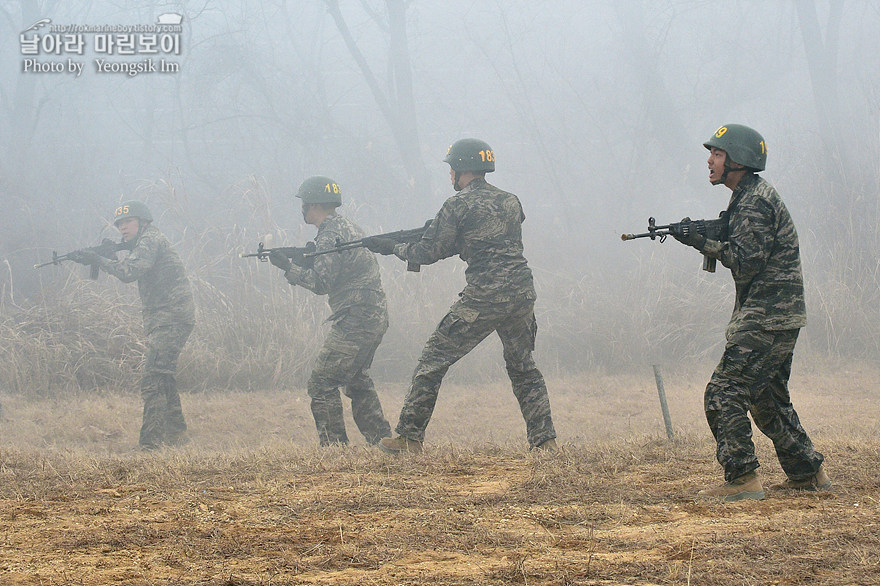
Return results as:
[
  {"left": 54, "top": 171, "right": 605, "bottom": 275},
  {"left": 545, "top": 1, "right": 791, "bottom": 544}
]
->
[
  {"left": 296, "top": 176, "right": 342, "bottom": 206},
  {"left": 703, "top": 124, "right": 767, "bottom": 172},
  {"left": 113, "top": 201, "right": 153, "bottom": 225},
  {"left": 443, "top": 138, "right": 496, "bottom": 173}
]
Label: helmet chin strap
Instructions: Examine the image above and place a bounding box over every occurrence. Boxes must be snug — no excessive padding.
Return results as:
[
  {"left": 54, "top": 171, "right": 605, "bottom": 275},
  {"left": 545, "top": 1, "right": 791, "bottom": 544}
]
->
[
  {"left": 136, "top": 219, "right": 149, "bottom": 239},
  {"left": 453, "top": 170, "right": 463, "bottom": 191},
  {"left": 712, "top": 158, "right": 739, "bottom": 186}
]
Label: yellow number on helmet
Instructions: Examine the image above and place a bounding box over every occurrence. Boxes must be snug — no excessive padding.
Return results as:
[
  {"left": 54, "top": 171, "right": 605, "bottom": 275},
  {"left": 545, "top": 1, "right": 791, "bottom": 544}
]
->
[{"left": 715, "top": 126, "right": 728, "bottom": 138}]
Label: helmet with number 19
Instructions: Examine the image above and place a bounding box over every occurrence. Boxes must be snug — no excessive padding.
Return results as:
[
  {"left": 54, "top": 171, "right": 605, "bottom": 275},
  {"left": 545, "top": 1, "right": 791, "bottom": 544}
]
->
[{"left": 703, "top": 124, "right": 767, "bottom": 185}]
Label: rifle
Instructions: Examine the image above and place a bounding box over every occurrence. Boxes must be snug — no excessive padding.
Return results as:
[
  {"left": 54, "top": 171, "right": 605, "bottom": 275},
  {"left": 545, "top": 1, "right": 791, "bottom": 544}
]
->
[
  {"left": 621, "top": 212, "right": 728, "bottom": 272},
  {"left": 239, "top": 241, "right": 316, "bottom": 268},
  {"left": 305, "top": 220, "right": 433, "bottom": 272},
  {"left": 33, "top": 238, "right": 134, "bottom": 279}
]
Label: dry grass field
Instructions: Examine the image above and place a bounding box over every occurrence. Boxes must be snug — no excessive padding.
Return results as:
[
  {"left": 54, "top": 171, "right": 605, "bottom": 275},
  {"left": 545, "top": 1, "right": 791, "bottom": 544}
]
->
[{"left": 1, "top": 362, "right": 878, "bottom": 585}]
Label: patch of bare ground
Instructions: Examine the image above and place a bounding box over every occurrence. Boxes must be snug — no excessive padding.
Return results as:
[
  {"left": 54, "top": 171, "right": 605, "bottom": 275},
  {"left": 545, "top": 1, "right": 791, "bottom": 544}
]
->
[{"left": 1, "top": 366, "right": 878, "bottom": 585}]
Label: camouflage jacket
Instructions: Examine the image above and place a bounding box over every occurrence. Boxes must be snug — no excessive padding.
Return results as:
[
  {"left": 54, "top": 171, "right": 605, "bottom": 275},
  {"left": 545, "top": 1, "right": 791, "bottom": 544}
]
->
[
  {"left": 701, "top": 173, "right": 807, "bottom": 336},
  {"left": 393, "top": 177, "right": 536, "bottom": 304},
  {"left": 98, "top": 224, "right": 195, "bottom": 332},
  {"left": 285, "top": 214, "right": 387, "bottom": 321}
]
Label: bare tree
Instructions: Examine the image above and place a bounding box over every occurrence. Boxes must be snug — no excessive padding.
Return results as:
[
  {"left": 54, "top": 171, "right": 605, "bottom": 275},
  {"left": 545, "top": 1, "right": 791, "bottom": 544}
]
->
[
  {"left": 613, "top": 1, "right": 695, "bottom": 188},
  {"left": 796, "top": 0, "right": 847, "bottom": 186},
  {"left": 323, "top": 0, "right": 430, "bottom": 199},
  {"left": 1, "top": 0, "right": 54, "bottom": 169}
]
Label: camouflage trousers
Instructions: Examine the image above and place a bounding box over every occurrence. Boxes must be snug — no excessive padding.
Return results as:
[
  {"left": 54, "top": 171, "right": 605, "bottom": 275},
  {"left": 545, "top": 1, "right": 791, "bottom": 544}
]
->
[
  {"left": 395, "top": 296, "right": 556, "bottom": 448},
  {"left": 705, "top": 328, "right": 824, "bottom": 482},
  {"left": 140, "top": 322, "right": 193, "bottom": 448},
  {"left": 308, "top": 305, "right": 392, "bottom": 446}
]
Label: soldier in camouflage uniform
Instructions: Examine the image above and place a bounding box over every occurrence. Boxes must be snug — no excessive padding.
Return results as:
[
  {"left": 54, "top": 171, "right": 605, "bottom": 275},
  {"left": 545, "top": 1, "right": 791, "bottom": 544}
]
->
[
  {"left": 365, "top": 139, "right": 557, "bottom": 454},
  {"left": 673, "top": 124, "right": 830, "bottom": 501},
  {"left": 69, "top": 201, "right": 195, "bottom": 450},
  {"left": 267, "top": 176, "right": 392, "bottom": 446}
]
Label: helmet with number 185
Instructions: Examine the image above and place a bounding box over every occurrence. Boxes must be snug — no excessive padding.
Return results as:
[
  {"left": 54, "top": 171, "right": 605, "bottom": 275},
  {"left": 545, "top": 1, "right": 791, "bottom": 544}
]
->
[
  {"left": 443, "top": 138, "right": 496, "bottom": 173},
  {"left": 296, "top": 176, "right": 342, "bottom": 206}
]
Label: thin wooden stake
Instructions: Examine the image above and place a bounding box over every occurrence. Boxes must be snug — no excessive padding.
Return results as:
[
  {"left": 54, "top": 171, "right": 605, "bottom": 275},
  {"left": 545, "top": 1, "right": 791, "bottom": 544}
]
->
[{"left": 652, "top": 364, "right": 675, "bottom": 439}]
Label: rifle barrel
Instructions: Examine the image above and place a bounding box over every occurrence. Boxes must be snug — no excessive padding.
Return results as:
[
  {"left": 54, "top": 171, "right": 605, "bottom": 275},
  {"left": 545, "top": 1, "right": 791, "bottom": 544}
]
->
[
  {"left": 33, "top": 259, "right": 59, "bottom": 269},
  {"left": 33, "top": 251, "right": 63, "bottom": 269},
  {"left": 621, "top": 228, "right": 671, "bottom": 241}
]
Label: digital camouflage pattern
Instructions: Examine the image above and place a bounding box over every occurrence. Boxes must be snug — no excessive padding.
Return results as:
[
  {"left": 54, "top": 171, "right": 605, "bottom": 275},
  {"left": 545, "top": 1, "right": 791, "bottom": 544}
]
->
[
  {"left": 393, "top": 177, "right": 536, "bottom": 304},
  {"left": 285, "top": 214, "right": 385, "bottom": 318},
  {"left": 284, "top": 214, "right": 391, "bottom": 445},
  {"left": 140, "top": 323, "right": 193, "bottom": 448},
  {"left": 700, "top": 173, "right": 807, "bottom": 338},
  {"left": 98, "top": 224, "right": 196, "bottom": 332},
  {"left": 705, "top": 329, "right": 824, "bottom": 482},
  {"left": 699, "top": 173, "right": 821, "bottom": 482},
  {"left": 96, "top": 223, "right": 195, "bottom": 449},
  {"left": 306, "top": 305, "right": 390, "bottom": 445},
  {"left": 391, "top": 178, "right": 556, "bottom": 448}
]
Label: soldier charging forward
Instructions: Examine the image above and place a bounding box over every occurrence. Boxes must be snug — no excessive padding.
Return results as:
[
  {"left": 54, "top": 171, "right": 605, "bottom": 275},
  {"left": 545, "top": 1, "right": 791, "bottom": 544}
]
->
[
  {"left": 671, "top": 125, "right": 830, "bottom": 501},
  {"left": 363, "top": 139, "right": 558, "bottom": 454},
  {"left": 67, "top": 202, "right": 195, "bottom": 450},
  {"left": 267, "top": 177, "right": 392, "bottom": 447}
]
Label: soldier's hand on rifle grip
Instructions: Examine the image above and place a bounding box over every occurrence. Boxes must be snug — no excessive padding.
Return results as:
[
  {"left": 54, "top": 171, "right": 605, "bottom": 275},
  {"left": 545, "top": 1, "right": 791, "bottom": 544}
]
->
[
  {"left": 669, "top": 217, "right": 691, "bottom": 241},
  {"left": 672, "top": 217, "right": 707, "bottom": 250},
  {"left": 287, "top": 247, "right": 306, "bottom": 267},
  {"left": 363, "top": 237, "right": 397, "bottom": 256},
  {"left": 268, "top": 249, "right": 292, "bottom": 272}
]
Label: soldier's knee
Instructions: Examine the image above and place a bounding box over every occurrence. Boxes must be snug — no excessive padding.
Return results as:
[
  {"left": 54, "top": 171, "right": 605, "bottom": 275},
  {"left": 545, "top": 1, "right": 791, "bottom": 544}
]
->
[
  {"left": 506, "top": 356, "right": 540, "bottom": 379},
  {"left": 412, "top": 364, "right": 446, "bottom": 386},
  {"left": 307, "top": 377, "right": 341, "bottom": 400}
]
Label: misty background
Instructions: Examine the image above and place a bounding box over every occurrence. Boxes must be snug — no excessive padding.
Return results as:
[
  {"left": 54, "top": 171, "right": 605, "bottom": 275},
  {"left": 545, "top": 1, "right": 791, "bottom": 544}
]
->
[{"left": 1, "top": 0, "right": 878, "bottom": 396}]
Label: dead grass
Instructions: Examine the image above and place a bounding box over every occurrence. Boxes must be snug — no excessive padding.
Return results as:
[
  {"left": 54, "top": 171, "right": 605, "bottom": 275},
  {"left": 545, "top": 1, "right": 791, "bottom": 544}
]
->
[
  {"left": 1, "top": 367, "right": 878, "bottom": 585},
  {"left": 6, "top": 175, "right": 878, "bottom": 397}
]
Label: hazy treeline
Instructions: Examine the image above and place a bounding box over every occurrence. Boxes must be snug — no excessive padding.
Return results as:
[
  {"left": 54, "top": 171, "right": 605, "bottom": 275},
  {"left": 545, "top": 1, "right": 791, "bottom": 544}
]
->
[{"left": 1, "top": 1, "right": 878, "bottom": 395}]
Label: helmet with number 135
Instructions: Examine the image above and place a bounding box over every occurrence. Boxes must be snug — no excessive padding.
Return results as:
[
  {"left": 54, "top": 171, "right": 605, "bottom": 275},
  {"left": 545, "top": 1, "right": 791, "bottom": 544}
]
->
[{"left": 113, "top": 201, "right": 153, "bottom": 225}]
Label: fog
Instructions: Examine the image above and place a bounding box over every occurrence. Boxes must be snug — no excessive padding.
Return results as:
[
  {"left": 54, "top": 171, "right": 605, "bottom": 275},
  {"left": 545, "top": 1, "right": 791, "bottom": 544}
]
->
[{"left": 1, "top": 1, "right": 878, "bottom": 390}]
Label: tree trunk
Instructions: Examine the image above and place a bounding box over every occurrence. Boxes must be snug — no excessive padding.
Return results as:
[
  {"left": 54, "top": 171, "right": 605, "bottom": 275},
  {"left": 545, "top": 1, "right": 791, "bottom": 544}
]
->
[
  {"left": 325, "top": 0, "right": 430, "bottom": 200},
  {"left": 796, "top": 0, "right": 847, "bottom": 186}
]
